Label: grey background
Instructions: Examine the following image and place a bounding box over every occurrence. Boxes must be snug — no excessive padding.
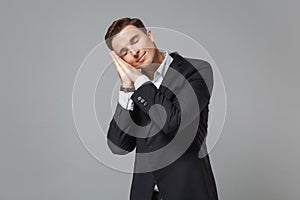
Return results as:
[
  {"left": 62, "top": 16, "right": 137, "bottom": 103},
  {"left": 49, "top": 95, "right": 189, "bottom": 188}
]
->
[{"left": 1, "top": 0, "right": 299, "bottom": 199}]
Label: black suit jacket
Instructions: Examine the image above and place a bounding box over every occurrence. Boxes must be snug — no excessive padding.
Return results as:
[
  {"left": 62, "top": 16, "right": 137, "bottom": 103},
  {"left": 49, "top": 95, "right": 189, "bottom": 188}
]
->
[{"left": 107, "top": 52, "right": 218, "bottom": 200}]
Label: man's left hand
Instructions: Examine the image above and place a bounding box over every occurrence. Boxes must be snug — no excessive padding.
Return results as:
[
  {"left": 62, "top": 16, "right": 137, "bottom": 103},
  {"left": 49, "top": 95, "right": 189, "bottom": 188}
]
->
[{"left": 109, "top": 51, "right": 143, "bottom": 83}]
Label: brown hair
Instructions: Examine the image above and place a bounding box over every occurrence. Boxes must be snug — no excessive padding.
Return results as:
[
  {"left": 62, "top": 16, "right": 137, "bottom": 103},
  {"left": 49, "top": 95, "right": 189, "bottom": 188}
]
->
[{"left": 104, "top": 17, "right": 147, "bottom": 50}]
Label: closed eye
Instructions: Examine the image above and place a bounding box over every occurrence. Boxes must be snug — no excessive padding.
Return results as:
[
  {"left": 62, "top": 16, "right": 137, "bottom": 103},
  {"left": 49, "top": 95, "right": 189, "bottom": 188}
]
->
[
  {"left": 131, "top": 35, "right": 139, "bottom": 44},
  {"left": 120, "top": 51, "right": 127, "bottom": 56},
  {"left": 132, "top": 39, "right": 139, "bottom": 44}
]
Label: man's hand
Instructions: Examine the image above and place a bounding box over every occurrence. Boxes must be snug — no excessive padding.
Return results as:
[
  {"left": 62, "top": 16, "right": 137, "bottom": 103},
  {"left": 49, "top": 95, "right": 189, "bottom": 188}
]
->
[{"left": 109, "top": 51, "right": 143, "bottom": 87}]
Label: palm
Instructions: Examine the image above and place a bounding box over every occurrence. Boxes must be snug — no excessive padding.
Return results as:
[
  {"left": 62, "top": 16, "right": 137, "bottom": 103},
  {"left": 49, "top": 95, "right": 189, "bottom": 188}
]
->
[{"left": 109, "top": 51, "right": 143, "bottom": 85}]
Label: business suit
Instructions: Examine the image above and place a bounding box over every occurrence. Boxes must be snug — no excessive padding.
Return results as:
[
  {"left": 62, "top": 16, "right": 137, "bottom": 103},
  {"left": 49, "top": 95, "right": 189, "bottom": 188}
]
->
[{"left": 107, "top": 52, "right": 218, "bottom": 200}]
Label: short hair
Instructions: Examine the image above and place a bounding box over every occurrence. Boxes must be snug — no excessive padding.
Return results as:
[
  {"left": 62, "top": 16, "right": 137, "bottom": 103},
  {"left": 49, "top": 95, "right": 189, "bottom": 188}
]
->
[{"left": 104, "top": 17, "right": 147, "bottom": 50}]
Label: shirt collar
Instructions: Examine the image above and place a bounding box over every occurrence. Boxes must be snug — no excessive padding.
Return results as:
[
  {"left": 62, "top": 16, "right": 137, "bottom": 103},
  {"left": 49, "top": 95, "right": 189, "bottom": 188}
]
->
[{"left": 153, "top": 49, "right": 173, "bottom": 81}]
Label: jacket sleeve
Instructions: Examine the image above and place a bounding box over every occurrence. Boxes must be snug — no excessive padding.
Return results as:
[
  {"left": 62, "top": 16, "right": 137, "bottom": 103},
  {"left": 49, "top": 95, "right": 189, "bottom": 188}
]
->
[
  {"left": 130, "top": 61, "right": 212, "bottom": 138},
  {"left": 106, "top": 102, "right": 136, "bottom": 155}
]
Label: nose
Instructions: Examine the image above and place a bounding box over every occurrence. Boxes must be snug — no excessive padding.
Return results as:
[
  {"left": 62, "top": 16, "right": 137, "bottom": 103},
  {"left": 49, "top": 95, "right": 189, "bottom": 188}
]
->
[{"left": 129, "top": 48, "right": 140, "bottom": 57}]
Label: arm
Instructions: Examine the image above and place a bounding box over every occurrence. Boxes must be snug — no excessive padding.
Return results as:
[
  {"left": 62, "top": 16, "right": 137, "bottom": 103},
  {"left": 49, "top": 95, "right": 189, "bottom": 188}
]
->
[
  {"left": 118, "top": 90, "right": 134, "bottom": 110},
  {"left": 130, "top": 61, "right": 212, "bottom": 138},
  {"left": 106, "top": 51, "right": 142, "bottom": 155},
  {"left": 107, "top": 102, "right": 136, "bottom": 155}
]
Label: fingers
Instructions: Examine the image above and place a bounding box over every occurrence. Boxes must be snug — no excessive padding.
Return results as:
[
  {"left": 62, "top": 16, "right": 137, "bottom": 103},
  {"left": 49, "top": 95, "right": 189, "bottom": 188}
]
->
[
  {"left": 109, "top": 51, "right": 135, "bottom": 87},
  {"left": 109, "top": 51, "right": 142, "bottom": 83},
  {"left": 109, "top": 51, "right": 133, "bottom": 74},
  {"left": 109, "top": 51, "right": 126, "bottom": 78}
]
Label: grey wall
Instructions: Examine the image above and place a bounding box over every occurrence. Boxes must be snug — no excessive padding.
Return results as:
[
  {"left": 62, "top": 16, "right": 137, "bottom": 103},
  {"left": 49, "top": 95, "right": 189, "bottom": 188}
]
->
[{"left": 1, "top": 0, "right": 299, "bottom": 199}]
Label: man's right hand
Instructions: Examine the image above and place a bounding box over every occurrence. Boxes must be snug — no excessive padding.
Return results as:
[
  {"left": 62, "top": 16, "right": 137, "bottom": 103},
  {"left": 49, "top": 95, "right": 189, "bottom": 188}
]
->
[
  {"left": 109, "top": 51, "right": 134, "bottom": 88},
  {"left": 119, "top": 72, "right": 134, "bottom": 88},
  {"left": 109, "top": 51, "right": 143, "bottom": 88}
]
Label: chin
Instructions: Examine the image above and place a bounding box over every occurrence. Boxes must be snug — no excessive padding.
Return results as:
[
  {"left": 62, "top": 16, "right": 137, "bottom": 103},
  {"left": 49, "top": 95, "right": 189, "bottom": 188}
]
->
[
  {"left": 135, "top": 64, "right": 145, "bottom": 70},
  {"left": 135, "top": 60, "right": 149, "bottom": 69}
]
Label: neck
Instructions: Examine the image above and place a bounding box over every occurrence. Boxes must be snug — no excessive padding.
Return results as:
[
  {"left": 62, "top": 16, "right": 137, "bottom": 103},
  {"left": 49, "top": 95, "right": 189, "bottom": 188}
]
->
[{"left": 142, "top": 50, "right": 165, "bottom": 80}]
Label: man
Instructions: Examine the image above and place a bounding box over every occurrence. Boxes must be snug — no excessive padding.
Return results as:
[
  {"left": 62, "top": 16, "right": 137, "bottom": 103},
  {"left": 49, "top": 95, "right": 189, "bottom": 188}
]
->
[{"left": 105, "top": 17, "right": 218, "bottom": 200}]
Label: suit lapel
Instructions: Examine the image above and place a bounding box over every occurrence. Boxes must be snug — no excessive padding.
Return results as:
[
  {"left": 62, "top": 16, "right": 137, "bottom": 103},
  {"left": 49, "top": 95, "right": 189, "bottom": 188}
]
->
[{"left": 158, "top": 52, "right": 185, "bottom": 94}]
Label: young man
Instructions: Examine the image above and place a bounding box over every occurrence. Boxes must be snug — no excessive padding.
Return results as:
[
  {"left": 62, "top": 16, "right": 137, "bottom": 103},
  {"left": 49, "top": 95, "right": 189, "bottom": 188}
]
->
[{"left": 105, "top": 17, "right": 218, "bottom": 200}]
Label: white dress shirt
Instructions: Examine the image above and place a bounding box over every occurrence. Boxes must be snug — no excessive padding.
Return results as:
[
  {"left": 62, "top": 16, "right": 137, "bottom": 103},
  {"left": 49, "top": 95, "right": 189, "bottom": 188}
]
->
[
  {"left": 118, "top": 49, "right": 173, "bottom": 110},
  {"left": 118, "top": 49, "right": 173, "bottom": 192}
]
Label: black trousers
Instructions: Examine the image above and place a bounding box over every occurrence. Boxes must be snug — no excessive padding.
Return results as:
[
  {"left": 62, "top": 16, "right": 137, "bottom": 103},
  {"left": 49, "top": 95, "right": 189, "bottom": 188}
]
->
[{"left": 152, "top": 190, "right": 162, "bottom": 200}]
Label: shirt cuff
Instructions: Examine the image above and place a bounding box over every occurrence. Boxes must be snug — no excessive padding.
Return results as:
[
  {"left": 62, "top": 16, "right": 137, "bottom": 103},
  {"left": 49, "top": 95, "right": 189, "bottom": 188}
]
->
[
  {"left": 134, "top": 75, "right": 151, "bottom": 90},
  {"left": 118, "top": 91, "right": 134, "bottom": 110}
]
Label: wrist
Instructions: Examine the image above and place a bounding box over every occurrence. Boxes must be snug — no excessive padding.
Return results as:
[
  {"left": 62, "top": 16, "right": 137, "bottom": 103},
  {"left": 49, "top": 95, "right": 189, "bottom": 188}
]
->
[{"left": 120, "top": 85, "right": 135, "bottom": 93}]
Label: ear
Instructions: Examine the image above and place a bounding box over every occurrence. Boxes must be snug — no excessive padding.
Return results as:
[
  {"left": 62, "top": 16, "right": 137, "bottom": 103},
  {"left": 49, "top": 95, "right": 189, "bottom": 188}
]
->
[{"left": 146, "top": 29, "right": 154, "bottom": 42}]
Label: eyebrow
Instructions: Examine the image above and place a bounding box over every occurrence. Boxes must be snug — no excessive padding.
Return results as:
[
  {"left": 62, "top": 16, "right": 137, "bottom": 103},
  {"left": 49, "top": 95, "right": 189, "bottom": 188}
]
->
[{"left": 118, "top": 34, "right": 139, "bottom": 55}]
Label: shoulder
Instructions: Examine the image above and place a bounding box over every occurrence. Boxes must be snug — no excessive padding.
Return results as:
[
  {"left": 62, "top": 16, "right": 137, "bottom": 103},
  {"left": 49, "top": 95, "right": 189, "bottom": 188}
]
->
[
  {"left": 169, "top": 52, "right": 214, "bottom": 93},
  {"left": 183, "top": 56, "right": 214, "bottom": 93},
  {"left": 170, "top": 52, "right": 213, "bottom": 75},
  {"left": 185, "top": 56, "right": 213, "bottom": 75}
]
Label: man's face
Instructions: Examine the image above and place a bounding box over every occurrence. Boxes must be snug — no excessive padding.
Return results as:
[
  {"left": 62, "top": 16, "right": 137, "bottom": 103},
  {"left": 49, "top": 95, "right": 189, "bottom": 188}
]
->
[{"left": 111, "top": 25, "right": 157, "bottom": 69}]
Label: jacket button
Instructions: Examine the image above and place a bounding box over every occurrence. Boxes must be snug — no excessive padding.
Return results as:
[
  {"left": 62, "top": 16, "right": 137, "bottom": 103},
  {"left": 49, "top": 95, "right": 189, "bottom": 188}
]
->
[
  {"left": 144, "top": 102, "right": 148, "bottom": 106},
  {"left": 137, "top": 96, "right": 142, "bottom": 100},
  {"left": 141, "top": 99, "right": 145, "bottom": 103}
]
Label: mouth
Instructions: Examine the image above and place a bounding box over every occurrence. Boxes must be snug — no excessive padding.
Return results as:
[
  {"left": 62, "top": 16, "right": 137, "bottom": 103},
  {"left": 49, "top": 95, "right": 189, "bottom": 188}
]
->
[{"left": 137, "top": 52, "right": 146, "bottom": 62}]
